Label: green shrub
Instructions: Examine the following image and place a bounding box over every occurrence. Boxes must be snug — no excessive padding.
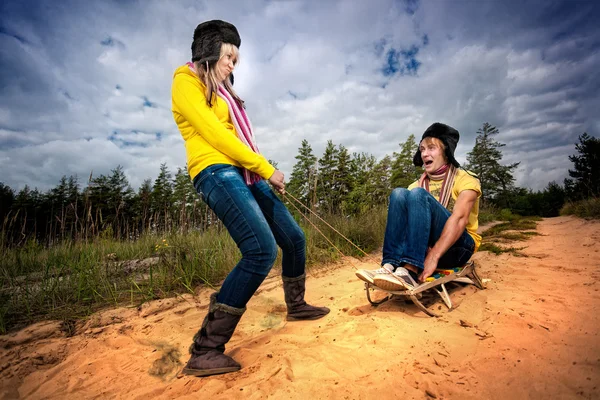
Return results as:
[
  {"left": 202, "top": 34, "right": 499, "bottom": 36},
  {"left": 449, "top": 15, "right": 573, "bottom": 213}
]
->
[{"left": 560, "top": 197, "right": 600, "bottom": 219}]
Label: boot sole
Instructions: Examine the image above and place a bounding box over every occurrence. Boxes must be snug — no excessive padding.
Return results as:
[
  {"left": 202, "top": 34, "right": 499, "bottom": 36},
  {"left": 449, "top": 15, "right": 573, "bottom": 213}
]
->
[
  {"left": 182, "top": 366, "right": 241, "bottom": 377},
  {"left": 373, "top": 275, "right": 412, "bottom": 291},
  {"left": 287, "top": 312, "right": 330, "bottom": 321},
  {"left": 355, "top": 270, "right": 376, "bottom": 284}
]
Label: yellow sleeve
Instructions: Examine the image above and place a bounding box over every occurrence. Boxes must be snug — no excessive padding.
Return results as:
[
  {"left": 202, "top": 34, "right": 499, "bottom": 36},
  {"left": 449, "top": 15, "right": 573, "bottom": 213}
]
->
[
  {"left": 172, "top": 74, "right": 275, "bottom": 180},
  {"left": 453, "top": 171, "right": 482, "bottom": 198}
]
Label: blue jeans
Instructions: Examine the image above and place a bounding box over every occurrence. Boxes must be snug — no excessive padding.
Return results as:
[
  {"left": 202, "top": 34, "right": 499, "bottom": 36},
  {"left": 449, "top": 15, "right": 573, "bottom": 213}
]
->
[
  {"left": 382, "top": 188, "right": 475, "bottom": 271},
  {"left": 194, "top": 164, "right": 306, "bottom": 308}
]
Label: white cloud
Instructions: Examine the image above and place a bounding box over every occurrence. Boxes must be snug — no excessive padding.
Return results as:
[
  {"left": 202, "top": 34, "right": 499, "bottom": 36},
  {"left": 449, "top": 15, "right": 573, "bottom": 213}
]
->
[{"left": 0, "top": 0, "right": 598, "bottom": 194}]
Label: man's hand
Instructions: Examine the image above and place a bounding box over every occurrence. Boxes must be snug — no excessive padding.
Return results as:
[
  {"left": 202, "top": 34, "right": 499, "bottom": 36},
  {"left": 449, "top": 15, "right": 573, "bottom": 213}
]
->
[
  {"left": 268, "top": 170, "right": 286, "bottom": 194},
  {"left": 419, "top": 252, "right": 439, "bottom": 282}
]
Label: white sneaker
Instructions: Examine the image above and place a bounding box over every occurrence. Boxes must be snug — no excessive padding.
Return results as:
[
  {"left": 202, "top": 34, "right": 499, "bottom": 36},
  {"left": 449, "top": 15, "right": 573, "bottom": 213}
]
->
[
  {"left": 355, "top": 264, "right": 395, "bottom": 285},
  {"left": 373, "top": 266, "right": 419, "bottom": 291}
]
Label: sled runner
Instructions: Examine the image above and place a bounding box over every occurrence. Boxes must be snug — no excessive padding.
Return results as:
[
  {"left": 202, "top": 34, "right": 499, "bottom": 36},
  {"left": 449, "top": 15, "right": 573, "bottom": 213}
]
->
[{"left": 364, "top": 261, "right": 485, "bottom": 317}]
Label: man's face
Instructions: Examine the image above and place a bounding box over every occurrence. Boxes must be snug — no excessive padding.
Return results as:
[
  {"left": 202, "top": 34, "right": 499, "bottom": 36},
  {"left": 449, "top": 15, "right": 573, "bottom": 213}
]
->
[{"left": 419, "top": 139, "right": 447, "bottom": 173}]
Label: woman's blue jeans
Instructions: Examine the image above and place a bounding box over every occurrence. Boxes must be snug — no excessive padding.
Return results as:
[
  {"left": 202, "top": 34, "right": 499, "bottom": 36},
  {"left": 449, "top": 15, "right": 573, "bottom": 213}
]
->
[
  {"left": 382, "top": 187, "right": 475, "bottom": 271},
  {"left": 194, "top": 164, "right": 305, "bottom": 308}
]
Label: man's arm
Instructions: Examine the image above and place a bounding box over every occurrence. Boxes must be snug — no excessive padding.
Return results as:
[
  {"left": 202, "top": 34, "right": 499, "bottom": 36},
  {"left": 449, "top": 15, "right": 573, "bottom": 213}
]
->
[{"left": 419, "top": 189, "right": 478, "bottom": 282}]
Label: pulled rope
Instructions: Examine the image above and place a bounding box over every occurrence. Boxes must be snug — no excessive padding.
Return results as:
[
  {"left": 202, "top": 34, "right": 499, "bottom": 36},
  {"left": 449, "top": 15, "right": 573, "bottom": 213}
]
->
[
  {"left": 282, "top": 192, "right": 380, "bottom": 268},
  {"left": 284, "top": 194, "right": 354, "bottom": 268}
]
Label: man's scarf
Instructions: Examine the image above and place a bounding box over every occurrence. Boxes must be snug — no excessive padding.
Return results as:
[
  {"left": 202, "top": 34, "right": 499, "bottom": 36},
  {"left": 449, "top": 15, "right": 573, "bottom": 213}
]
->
[
  {"left": 216, "top": 85, "right": 262, "bottom": 185},
  {"left": 418, "top": 164, "right": 457, "bottom": 209}
]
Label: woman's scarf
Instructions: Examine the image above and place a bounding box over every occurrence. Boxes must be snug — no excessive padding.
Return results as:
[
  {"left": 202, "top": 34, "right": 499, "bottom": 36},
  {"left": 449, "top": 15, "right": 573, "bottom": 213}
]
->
[
  {"left": 216, "top": 85, "right": 262, "bottom": 185},
  {"left": 418, "top": 164, "right": 457, "bottom": 209}
]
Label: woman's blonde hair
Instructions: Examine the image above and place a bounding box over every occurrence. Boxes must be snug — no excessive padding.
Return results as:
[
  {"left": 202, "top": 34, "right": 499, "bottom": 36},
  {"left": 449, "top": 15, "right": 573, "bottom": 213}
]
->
[{"left": 194, "top": 43, "right": 244, "bottom": 107}]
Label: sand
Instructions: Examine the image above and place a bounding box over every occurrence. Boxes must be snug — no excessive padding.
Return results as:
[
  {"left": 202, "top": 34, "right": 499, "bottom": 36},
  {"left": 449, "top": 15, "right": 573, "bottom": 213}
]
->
[{"left": 1, "top": 215, "right": 599, "bottom": 399}]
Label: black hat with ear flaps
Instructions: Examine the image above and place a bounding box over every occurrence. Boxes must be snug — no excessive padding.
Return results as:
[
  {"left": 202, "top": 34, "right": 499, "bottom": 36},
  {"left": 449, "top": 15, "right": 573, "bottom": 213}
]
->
[
  {"left": 413, "top": 122, "right": 460, "bottom": 168},
  {"left": 191, "top": 20, "right": 241, "bottom": 64}
]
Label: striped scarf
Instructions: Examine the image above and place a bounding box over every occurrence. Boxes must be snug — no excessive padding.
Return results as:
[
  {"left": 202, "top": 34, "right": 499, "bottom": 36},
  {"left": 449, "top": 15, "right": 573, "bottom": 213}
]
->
[
  {"left": 418, "top": 164, "right": 457, "bottom": 209},
  {"left": 217, "top": 85, "right": 262, "bottom": 185}
]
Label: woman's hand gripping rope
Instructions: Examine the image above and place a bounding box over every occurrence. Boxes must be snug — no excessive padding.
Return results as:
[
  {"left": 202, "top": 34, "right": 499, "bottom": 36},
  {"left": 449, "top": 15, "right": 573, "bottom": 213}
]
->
[{"left": 268, "top": 170, "right": 286, "bottom": 195}]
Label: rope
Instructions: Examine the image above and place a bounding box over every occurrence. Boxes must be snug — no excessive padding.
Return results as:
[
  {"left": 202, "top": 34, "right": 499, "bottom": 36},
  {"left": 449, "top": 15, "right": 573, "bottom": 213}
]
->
[
  {"left": 284, "top": 194, "right": 352, "bottom": 264},
  {"left": 282, "top": 192, "right": 380, "bottom": 268}
]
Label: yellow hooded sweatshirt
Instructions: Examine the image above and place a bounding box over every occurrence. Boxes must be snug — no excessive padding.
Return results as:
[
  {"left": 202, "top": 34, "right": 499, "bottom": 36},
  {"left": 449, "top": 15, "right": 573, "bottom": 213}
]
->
[{"left": 171, "top": 64, "right": 275, "bottom": 181}]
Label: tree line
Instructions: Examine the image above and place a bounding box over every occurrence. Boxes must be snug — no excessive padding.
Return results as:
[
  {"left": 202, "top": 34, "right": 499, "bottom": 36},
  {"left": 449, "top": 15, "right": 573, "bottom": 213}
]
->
[
  {"left": 0, "top": 164, "right": 206, "bottom": 246},
  {"left": 0, "top": 123, "right": 598, "bottom": 247}
]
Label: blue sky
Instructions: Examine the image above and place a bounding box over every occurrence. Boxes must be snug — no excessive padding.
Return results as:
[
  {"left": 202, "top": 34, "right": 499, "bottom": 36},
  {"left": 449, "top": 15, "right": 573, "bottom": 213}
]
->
[{"left": 0, "top": 0, "right": 598, "bottom": 192}]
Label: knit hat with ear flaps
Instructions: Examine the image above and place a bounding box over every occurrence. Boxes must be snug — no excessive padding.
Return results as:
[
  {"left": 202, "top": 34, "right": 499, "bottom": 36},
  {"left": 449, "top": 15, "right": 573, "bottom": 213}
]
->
[
  {"left": 191, "top": 20, "right": 241, "bottom": 64},
  {"left": 413, "top": 122, "right": 460, "bottom": 168}
]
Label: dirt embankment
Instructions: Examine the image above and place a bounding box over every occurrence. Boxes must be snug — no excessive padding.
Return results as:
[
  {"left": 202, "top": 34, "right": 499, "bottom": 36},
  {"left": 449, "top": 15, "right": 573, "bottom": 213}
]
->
[{"left": 1, "top": 216, "right": 599, "bottom": 399}]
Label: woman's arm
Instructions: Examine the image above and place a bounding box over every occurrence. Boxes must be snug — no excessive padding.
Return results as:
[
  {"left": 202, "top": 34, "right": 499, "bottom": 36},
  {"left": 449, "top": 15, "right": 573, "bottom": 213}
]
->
[{"left": 172, "top": 74, "right": 275, "bottom": 180}]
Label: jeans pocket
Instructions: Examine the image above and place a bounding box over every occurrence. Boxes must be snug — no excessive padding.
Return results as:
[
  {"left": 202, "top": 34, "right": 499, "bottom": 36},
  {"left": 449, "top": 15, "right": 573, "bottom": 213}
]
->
[{"left": 194, "top": 165, "right": 234, "bottom": 204}]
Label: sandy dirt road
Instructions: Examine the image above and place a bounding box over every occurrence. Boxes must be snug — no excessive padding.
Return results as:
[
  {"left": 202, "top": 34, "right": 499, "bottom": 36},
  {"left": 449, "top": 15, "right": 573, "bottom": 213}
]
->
[{"left": 1, "top": 216, "right": 599, "bottom": 399}]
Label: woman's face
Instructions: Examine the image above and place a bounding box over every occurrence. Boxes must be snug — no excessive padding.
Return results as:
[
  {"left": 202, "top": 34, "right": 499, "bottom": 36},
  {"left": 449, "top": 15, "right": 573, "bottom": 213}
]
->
[{"left": 216, "top": 48, "right": 237, "bottom": 82}]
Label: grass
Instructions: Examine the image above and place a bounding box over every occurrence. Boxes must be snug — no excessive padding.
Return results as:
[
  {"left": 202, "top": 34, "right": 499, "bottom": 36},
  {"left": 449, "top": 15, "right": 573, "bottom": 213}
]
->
[
  {"left": 479, "top": 215, "right": 540, "bottom": 256},
  {"left": 0, "top": 230, "right": 238, "bottom": 333},
  {"left": 1, "top": 200, "right": 566, "bottom": 333},
  {"left": 482, "top": 219, "right": 539, "bottom": 237},
  {"left": 560, "top": 197, "right": 600, "bottom": 219},
  {"left": 478, "top": 242, "right": 526, "bottom": 256},
  {"left": 0, "top": 205, "right": 388, "bottom": 334}
]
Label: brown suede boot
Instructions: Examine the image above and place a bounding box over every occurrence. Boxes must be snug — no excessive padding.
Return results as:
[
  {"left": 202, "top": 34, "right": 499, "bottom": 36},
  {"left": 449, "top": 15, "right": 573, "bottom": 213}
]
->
[
  {"left": 282, "top": 273, "right": 330, "bottom": 321},
  {"left": 183, "top": 293, "right": 245, "bottom": 377}
]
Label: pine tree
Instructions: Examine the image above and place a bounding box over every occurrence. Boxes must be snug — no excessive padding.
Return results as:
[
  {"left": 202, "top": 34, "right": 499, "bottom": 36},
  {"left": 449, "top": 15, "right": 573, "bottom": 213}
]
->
[
  {"left": 66, "top": 175, "right": 79, "bottom": 205},
  {"left": 0, "top": 182, "right": 14, "bottom": 224},
  {"left": 172, "top": 167, "right": 199, "bottom": 231},
  {"left": 85, "top": 173, "right": 112, "bottom": 234},
  {"left": 108, "top": 166, "right": 134, "bottom": 233},
  {"left": 371, "top": 155, "right": 393, "bottom": 204},
  {"left": 50, "top": 176, "right": 69, "bottom": 208},
  {"left": 566, "top": 133, "right": 600, "bottom": 198},
  {"left": 334, "top": 144, "right": 352, "bottom": 213},
  {"left": 465, "top": 122, "right": 519, "bottom": 202},
  {"left": 151, "top": 163, "right": 174, "bottom": 231},
  {"left": 47, "top": 175, "right": 81, "bottom": 240},
  {"left": 134, "top": 178, "right": 153, "bottom": 233},
  {"left": 13, "top": 185, "right": 42, "bottom": 244},
  {"left": 347, "top": 152, "right": 376, "bottom": 215},
  {"left": 391, "top": 134, "right": 421, "bottom": 188},
  {"left": 288, "top": 139, "right": 318, "bottom": 208},
  {"left": 317, "top": 140, "right": 338, "bottom": 212}
]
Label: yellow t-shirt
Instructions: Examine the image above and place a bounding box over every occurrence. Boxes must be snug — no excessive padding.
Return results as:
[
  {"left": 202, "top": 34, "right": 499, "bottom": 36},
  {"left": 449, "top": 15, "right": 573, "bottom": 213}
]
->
[
  {"left": 408, "top": 169, "right": 482, "bottom": 251},
  {"left": 171, "top": 64, "right": 275, "bottom": 181}
]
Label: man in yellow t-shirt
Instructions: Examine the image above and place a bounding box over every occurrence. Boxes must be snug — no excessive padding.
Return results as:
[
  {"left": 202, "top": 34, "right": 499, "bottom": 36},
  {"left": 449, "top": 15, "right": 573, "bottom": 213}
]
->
[{"left": 356, "top": 123, "right": 481, "bottom": 291}]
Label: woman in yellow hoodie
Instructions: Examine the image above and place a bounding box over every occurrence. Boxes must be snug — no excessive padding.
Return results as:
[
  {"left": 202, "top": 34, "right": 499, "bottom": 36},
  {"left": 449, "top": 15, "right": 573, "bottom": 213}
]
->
[{"left": 171, "top": 20, "right": 329, "bottom": 377}]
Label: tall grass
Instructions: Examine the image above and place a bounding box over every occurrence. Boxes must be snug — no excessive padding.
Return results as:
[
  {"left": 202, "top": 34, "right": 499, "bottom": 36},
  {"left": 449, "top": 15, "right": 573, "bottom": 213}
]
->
[
  {"left": 560, "top": 197, "right": 600, "bottom": 219},
  {"left": 0, "top": 205, "right": 388, "bottom": 333},
  {"left": 0, "top": 230, "right": 235, "bottom": 333}
]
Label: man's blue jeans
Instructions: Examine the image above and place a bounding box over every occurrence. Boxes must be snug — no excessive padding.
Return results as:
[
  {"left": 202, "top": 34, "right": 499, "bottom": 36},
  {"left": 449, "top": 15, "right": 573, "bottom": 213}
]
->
[
  {"left": 382, "top": 187, "right": 475, "bottom": 271},
  {"left": 194, "top": 164, "right": 305, "bottom": 308}
]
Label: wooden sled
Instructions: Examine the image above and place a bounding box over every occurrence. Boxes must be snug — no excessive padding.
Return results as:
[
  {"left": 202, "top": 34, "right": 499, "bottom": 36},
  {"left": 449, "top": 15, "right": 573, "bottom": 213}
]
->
[{"left": 364, "top": 261, "right": 485, "bottom": 317}]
